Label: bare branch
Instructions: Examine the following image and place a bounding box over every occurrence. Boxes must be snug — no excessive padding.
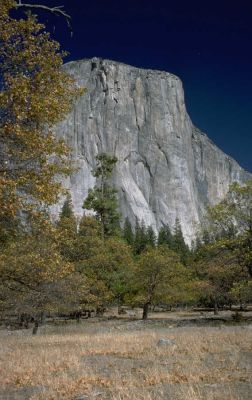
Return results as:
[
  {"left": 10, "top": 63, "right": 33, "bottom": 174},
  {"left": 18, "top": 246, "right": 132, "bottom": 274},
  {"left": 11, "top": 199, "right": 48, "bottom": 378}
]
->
[
  {"left": 15, "top": 1, "right": 71, "bottom": 28},
  {"left": 3, "top": 274, "right": 42, "bottom": 292}
]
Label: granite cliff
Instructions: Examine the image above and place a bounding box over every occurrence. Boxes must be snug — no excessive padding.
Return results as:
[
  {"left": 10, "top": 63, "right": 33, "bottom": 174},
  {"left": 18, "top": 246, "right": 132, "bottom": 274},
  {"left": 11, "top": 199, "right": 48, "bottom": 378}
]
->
[{"left": 51, "top": 58, "right": 250, "bottom": 243}]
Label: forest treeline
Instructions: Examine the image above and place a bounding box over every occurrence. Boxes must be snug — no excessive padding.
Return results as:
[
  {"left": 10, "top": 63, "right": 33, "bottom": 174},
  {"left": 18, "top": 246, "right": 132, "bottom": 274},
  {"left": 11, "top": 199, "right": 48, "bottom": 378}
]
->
[
  {"left": 1, "top": 152, "right": 252, "bottom": 328},
  {"left": 0, "top": 1, "right": 251, "bottom": 331}
]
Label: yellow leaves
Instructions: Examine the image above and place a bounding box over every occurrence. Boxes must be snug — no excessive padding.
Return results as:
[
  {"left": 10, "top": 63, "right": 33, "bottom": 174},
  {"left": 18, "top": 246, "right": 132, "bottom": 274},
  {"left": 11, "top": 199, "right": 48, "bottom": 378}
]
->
[
  {"left": 0, "top": 1, "right": 15, "bottom": 16},
  {"left": 133, "top": 247, "right": 190, "bottom": 306},
  {"left": 0, "top": 5, "right": 83, "bottom": 218},
  {"left": 0, "top": 216, "right": 76, "bottom": 314}
]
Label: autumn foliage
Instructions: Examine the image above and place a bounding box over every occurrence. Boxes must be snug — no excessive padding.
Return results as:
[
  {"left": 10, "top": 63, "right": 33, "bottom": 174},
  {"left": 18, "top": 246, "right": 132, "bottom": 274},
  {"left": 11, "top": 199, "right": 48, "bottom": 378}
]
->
[{"left": 0, "top": 0, "right": 82, "bottom": 223}]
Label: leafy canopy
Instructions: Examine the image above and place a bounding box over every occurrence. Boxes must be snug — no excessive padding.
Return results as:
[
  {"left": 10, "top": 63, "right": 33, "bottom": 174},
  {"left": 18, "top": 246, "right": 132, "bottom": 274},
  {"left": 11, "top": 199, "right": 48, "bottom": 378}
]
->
[
  {"left": 0, "top": 0, "right": 83, "bottom": 227},
  {"left": 205, "top": 180, "right": 252, "bottom": 277}
]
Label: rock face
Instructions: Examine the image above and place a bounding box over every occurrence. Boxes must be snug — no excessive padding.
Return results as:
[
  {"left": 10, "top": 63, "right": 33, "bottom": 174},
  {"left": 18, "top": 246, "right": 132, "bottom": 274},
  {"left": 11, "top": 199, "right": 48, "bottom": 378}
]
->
[{"left": 52, "top": 58, "right": 251, "bottom": 243}]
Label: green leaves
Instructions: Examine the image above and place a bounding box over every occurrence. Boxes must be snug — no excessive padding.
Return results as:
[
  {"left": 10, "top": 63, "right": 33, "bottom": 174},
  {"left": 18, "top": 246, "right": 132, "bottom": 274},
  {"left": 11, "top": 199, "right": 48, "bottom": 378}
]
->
[
  {"left": 191, "top": 180, "right": 252, "bottom": 309},
  {"left": 133, "top": 247, "right": 191, "bottom": 314},
  {"left": 83, "top": 154, "right": 120, "bottom": 238},
  {"left": 92, "top": 153, "right": 118, "bottom": 178},
  {"left": 204, "top": 180, "right": 252, "bottom": 278}
]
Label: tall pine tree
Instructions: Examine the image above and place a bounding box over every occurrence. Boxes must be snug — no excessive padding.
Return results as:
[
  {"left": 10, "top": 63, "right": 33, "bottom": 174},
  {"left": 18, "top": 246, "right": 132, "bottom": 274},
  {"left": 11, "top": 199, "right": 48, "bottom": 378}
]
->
[
  {"left": 83, "top": 154, "right": 120, "bottom": 239},
  {"left": 123, "top": 217, "right": 134, "bottom": 246},
  {"left": 133, "top": 219, "right": 148, "bottom": 255},
  {"left": 146, "top": 226, "right": 156, "bottom": 247},
  {"left": 171, "top": 218, "right": 190, "bottom": 264},
  {"left": 57, "top": 193, "right": 77, "bottom": 261},
  {"left": 158, "top": 224, "right": 173, "bottom": 247}
]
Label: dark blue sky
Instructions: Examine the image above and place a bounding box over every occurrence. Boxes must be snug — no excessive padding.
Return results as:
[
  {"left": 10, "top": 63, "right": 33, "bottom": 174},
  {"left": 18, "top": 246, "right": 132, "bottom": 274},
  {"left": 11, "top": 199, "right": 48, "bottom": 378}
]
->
[{"left": 26, "top": 0, "right": 252, "bottom": 172}]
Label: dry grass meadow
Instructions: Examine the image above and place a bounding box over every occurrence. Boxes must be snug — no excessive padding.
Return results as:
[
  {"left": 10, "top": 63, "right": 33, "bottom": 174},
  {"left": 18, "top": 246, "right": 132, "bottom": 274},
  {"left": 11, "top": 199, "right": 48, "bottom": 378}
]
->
[{"left": 0, "top": 315, "right": 252, "bottom": 400}]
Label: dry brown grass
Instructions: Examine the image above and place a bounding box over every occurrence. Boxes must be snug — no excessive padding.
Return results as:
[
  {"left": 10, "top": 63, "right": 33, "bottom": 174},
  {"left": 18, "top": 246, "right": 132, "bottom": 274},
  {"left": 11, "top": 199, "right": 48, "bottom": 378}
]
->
[{"left": 0, "top": 320, "right": 251, "bottom": 400}]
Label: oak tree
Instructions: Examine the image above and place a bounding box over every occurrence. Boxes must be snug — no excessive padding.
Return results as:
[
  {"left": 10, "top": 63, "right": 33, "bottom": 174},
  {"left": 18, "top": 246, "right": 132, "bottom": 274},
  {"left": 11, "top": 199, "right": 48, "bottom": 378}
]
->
[
  {"left": 205, "top": 180, "right": 252, "bottom": 278},
  {"left": 0, "top": 1, "right": 83, "bottom": 326},
  {"left": 133, "top": 246, "right": 191, "bottom": 319},
  {"left": 0, "top": 217, "right": 74, "bottom": 326},
  {"left": 0, "top": 0, "right": 82, "bottom": 238}
]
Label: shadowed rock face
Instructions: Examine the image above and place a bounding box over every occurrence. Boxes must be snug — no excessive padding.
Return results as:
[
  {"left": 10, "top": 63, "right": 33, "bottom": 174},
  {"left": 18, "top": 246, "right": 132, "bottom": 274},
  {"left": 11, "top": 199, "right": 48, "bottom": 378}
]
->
[{"left": 51, "top": 58, "right": 251, "bottom": 243}]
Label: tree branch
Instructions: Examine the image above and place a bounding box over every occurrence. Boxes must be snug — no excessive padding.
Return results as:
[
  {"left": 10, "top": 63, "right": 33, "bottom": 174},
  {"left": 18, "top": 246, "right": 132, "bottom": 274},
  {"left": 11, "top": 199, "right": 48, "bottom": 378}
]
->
[
  {"left": 3, "top": 273, "right": 42, "bottom": 293},
  {"left": 15, "top": 1, "right": 71, "bottom": 28}
]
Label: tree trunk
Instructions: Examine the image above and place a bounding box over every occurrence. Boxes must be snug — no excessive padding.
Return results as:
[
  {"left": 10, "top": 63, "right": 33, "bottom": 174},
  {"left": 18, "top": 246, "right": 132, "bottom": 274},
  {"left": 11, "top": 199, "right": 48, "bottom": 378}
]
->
[
  {"left": 214, "top": 301, "right": 219, "bottom": 315},
  {"left": 32, "top": 321, "right": 39, "bottom": 335},
  {"left": 75, "top": 311, "right": 81, "bottom": 323},
  {"left": 142, "top": 302, "right": 150, "bottom": 320},
  {"left": 40, "top": 311, "right": 46, "bottom": 325},
  {"left": 117, "top": 295, "right": 121, "bottom": 314},
  {"left": 96, "top": 305, "right": 105, "bottom": 316},
  {"left": 19, "top": 313, "right": 30, "bottom": 329}
]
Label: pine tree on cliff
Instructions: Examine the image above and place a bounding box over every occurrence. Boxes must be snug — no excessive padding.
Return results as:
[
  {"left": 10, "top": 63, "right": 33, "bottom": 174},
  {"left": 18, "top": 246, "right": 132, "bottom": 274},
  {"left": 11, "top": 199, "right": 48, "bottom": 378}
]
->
[{"left": 59, "top": 193, "right": 75, "bottom": 220}]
